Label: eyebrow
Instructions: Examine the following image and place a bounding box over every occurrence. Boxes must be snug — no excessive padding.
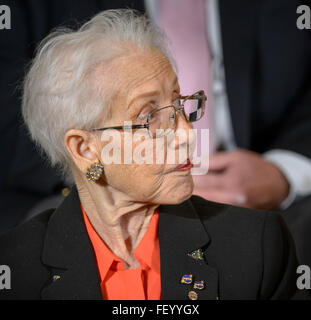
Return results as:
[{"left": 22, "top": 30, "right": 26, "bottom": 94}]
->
[
  {"left": 126, "top": 90, "right": 159, "bottom": 111},
  {"left": 127, "top": 77, "right": 179, "bottom": 110}
]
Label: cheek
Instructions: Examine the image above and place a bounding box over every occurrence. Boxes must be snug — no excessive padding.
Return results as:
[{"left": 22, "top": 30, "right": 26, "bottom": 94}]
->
[
  {"left": 103, "top": 163, "right": 166, "bottom": 199},
  {"left": 158, "top": 174, "right": 194, "bottom": 204},
  {"left": 99, "top": 132, "right": 167, "bottom": 197},
  {"left": 99, "top": 132, "right": 193, "bottom": 202}
]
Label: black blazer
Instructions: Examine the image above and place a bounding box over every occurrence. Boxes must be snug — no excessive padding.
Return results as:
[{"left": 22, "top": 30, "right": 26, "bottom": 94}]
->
[{"left": 0, "top": 187, "right": 308, "bottom": 300}]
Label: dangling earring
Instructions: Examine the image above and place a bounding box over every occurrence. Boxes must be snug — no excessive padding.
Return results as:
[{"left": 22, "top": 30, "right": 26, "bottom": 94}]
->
[{"left": 86, "top": 161, "right": 104, "bottom": 181}]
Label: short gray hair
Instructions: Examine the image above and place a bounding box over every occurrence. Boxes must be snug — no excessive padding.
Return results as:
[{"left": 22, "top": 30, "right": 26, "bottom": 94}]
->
[{"left": 22, "top": 9, "right": 173, "bottom": 178}]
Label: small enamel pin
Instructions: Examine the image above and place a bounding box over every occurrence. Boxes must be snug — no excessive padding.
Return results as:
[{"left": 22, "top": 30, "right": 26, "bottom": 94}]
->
[
  {"left": 181, "top": 274, "right": 193, "bottom": 284},
  {"left": 188, "top": 290, "right": 198, "bottom": 300},
  {"left": 52, "top": 275, "right": 61, "bottom": 282},
  {"left": 193, "top": 280, "right": 205, "bottom": 290},
  {"left": 187, "top": 248, "right": 204, "bottom": 261}
]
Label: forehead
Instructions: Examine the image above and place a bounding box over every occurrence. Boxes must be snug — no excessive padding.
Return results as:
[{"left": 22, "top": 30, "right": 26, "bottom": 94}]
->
[{"left": 110, "top": 49, "right": 177, "bottom": 100}]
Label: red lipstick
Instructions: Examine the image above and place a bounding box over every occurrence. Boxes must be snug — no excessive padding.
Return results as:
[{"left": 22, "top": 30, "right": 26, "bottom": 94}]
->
[{"left": 174, "top": 159, "right": 193, "bottom": 171}]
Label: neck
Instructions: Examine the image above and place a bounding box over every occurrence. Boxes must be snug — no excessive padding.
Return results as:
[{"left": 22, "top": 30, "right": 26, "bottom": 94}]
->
[{"left": 75, "top": 175, "right": 158, "bottom": 269}]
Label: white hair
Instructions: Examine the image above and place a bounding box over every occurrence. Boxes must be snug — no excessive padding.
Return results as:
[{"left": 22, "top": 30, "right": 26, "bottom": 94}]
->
[{"left": 22, "top": 9, "right": 174, "bottom": 179}]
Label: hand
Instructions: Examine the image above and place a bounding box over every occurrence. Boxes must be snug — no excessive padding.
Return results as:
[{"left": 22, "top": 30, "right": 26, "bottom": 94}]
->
[{"left": 192, "top": 149, "right": 290, "bottom": 210}]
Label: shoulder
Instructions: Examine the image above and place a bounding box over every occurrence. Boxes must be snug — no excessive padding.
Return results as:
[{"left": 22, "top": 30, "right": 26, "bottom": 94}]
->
[
  {"left": 0, "top": 209, "right": 55, "bottom": 299},
  {"left": 189, "top": 194, "right": 287, "bottom": 250},
  {"left": 188, "top": 195, "right": 304, "bottom": 299},
  {"left": 0, "top": 209, "right": 54, "bottom": 255},
  {"left": 189, "top": 194, "right": 271, "bottom": 229}
]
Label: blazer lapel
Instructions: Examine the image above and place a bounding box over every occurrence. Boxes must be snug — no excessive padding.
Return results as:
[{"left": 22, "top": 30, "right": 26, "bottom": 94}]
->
[
  {"left": 158, "top": 199, "right": 218, "bottom": 300},
  {"left": 41, "top": 187, "right": 102, "bottom": 300}
]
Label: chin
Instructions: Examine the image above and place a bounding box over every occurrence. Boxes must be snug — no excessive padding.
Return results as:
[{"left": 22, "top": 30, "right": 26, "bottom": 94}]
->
[
  {"left": 161, "top": 183, "right": 194, "bottom": 205},
  {"left": 176, "top": 192, "right": 193, "bottom": 204}
]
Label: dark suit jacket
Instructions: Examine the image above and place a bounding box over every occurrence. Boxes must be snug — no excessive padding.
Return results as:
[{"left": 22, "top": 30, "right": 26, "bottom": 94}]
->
[
  {"left": 0, "top": 187, "right": 308, "bottom": 300},
  {"left": 219, "top": 0, "right": 311, "bottom": 156}
]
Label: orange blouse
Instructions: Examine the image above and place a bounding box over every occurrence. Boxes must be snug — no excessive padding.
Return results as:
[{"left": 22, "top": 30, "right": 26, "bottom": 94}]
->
[{"left": 81, "top": 206, "right": 161, "bottom": 300}]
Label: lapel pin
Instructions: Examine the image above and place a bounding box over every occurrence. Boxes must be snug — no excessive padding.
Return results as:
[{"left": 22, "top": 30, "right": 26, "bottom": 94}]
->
[
  {"left": 193, "top": 280, "right": 205, "bottom": 290},
  {"left": 188, "top": 248, "right": 204, "bottom": 261},
  {"left": 181, "top": 274, "right": 193, "bottom": 284},
  {"left": 188, "top": 290, "right": 198, "bottom": 300},
  {"left": 52, "top": 275, "right": 61, "bottom": 282}
]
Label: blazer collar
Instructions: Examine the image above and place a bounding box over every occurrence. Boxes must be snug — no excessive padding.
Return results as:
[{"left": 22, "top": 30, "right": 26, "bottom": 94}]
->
[
  {"left": 159, "top": 200, "right": 218, "bottom": 300},
  {"left": 41, "top": 187, "right": 218, "bottom": 300},
  {"left": 41, "top": 186, "right": 102, "bottom": 299}
]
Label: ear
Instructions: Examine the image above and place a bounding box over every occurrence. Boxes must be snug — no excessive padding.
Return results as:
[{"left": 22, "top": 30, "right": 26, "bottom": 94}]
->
[{"left": 64, "top": 129, "right": 100, "bottom": 174}]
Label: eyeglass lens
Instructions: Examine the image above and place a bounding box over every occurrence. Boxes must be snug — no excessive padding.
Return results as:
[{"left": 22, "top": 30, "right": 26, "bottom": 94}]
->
[{"left": 147, "top": 95, "right": 204, "bottom": 138}]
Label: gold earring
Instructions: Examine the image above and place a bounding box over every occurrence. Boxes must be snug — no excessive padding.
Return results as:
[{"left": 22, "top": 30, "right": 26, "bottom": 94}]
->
[{"left": 86, "top": 161, "right": 104, "bottom": 181}]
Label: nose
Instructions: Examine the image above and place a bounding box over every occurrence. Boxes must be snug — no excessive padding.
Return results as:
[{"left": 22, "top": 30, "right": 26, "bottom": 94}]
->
[
  {"left": 176, "top": 109, "right": 194, "bottom": 143},
  {"left": 168, "top": 110, "right": 195, "bottom": 163}
]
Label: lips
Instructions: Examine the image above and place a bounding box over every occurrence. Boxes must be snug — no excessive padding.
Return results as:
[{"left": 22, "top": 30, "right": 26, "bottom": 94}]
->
[{"left": 174, "top": 159, "right": 194, "bottom": 171}]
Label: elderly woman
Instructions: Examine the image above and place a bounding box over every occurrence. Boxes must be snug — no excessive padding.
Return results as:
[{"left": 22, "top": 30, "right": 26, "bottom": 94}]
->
[{"left": 0, "top": 9, "right": 307, "bottom": 300}]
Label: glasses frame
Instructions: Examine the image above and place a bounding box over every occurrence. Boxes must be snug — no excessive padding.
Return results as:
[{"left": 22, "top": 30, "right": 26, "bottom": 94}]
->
[{"left": 91, "top": 90, "right": 207, "bottom": 138}]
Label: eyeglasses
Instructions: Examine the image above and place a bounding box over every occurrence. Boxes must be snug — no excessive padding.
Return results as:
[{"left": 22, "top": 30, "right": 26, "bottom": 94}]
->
[{"left": 91, "top": 90, "right": 207, "bottom": 138}]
